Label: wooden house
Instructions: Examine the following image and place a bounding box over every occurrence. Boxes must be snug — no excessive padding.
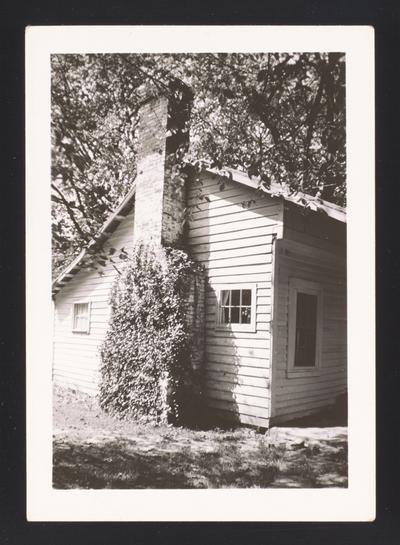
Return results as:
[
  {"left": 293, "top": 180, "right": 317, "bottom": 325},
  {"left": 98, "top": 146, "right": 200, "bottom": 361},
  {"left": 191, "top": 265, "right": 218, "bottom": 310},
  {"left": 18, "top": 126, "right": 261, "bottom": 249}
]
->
[{"left": 52, "top": 87, "right": 347, "bottom": 428}]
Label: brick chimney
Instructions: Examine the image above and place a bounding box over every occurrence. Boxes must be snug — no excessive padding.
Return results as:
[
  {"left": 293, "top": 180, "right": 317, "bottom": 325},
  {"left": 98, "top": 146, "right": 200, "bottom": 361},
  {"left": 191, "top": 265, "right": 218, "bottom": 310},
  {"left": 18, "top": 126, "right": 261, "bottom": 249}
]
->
[
  {"left": 132, "top": 81, "right": 205, "bottom": 416},
  {"left": 133, "top": 80, "right": 193, "bottom": 247}
]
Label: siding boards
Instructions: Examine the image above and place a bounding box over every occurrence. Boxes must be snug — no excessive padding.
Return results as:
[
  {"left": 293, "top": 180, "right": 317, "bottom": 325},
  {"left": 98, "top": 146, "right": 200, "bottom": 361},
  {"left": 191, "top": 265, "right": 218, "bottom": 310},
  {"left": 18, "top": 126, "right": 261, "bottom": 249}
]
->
[
  {"left": 206, "top": 337, "right": 270, "bottom": 349},
  {"left": 197, "top": 245, "right": 272, "bottom": 264},
  {"left": 207, "top": 370, "right": 269, "bottom": 388},
  {"left": 189, "top": 203, "right": 282, "bottom": 228},
  {"left": 206, "top": 398, "right": 269, "bottom": 422},
  {"left": 205, "top": 358, "right": 270, "bottom": 373},
  {"left": 187, "top": 174, "right": 283, "bottom": 427},
  {"left": 284, "top": 202, "right": 346, "bottom": 247},
  {"left": 207, "top": 274, "right": 273, "bottom": 285},
  {"left": 191, "top": 236, "right": 274, "bottom": 256},
  {"left": 206, "top": 329, "right": 271, "bottom": 341},
  {"left": 190, "top": 192, "right": 271, "bottom": 214},
  {"left": 206, "top": 382, "right": 271, "bottom": 402},
  {"left": 189, "top": 215, "right": 281, "bottom": 238},
  {"left": 206, "top": 388, "right": 270, "bottom": 408},
  {"left": 53, "top": 209, "right": 135, "bottom": 393},
  {"left": 206, "top": 345, "right": 269, "bottom": 359},
  {"left": 270, "top": 221, "right": 347, "bottom": 424},
  {"left": 190, "top": 225, "right": 279, "bottom": 246}
]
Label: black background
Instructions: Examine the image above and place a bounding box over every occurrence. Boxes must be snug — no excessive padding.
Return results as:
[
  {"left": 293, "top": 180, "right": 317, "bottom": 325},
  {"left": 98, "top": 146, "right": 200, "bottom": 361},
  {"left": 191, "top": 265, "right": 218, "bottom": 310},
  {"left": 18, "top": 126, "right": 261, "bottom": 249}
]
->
[{"left": 1, "top": 1, "right": 399, "bottom": 543}]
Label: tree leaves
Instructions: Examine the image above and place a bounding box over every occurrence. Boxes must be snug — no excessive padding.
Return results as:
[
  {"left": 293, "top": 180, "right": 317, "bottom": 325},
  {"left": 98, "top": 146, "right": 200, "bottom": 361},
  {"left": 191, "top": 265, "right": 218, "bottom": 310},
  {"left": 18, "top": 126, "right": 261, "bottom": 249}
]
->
[
  {"left": 257, "top": 69, "right": 269, "bottom": 82},
  {"left": 52, "top": 52, "right": 346, "bottom": 276}
]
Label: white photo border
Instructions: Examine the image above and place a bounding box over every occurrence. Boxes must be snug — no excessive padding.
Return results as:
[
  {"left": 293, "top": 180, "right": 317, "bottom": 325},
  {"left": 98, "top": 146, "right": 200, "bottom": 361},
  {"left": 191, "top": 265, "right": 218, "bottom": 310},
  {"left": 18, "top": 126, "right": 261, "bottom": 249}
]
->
[{"left": 26, "top": 25, "right": 375, "bottom": 521}]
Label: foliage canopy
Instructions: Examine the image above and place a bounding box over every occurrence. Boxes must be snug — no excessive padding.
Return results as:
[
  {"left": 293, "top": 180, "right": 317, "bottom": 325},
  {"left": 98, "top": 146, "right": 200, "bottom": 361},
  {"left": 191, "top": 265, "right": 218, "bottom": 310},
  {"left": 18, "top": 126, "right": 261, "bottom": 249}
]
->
[{"left": 51, "top": 53, "right": 346, "bottom": 274}]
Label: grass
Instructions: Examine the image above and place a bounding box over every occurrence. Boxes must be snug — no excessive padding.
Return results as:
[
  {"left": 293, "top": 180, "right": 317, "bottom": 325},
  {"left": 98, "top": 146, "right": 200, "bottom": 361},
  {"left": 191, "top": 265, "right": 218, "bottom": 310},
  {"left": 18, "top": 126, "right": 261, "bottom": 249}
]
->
[{"left": 53, "top": 385, "right": 348, "bottom": 489}]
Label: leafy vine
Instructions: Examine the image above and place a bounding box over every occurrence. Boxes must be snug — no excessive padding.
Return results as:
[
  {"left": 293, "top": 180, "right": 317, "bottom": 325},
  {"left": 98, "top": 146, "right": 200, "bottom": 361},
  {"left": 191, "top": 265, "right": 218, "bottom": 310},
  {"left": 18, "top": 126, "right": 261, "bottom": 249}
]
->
[{"left": 99, "top": 243, "right": 204, "bottom": 424}]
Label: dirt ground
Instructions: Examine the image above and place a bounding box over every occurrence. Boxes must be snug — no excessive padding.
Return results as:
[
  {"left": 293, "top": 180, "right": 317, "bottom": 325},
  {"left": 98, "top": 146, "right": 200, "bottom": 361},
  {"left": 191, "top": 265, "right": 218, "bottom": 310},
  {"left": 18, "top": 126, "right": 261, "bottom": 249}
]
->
[{"left": 53, "top": 385, "right": 348, "bottom": 489}]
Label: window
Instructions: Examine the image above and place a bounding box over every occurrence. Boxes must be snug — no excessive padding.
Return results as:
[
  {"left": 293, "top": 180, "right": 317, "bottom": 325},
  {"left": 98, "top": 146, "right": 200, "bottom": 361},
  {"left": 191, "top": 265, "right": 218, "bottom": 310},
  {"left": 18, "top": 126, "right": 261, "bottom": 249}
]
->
[
  {"left": 288, "top": 279, "right": 322, "bottom": 375},
  {"left": 216, "top": 284, "right": 256, "bottom": 332},
  {"left": 294, "top": 292, "right": 318, "bottom": 367},
  {"left": 72, "top": 301, "right": 91, "bottom": 333}
]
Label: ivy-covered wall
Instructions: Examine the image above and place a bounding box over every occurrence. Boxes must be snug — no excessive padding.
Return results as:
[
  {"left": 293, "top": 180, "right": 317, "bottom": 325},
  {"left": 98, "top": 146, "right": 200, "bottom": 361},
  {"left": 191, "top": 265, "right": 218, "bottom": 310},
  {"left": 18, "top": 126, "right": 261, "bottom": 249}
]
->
[{"left": 99, "top": 244, "right": 205, "bottom": 424}]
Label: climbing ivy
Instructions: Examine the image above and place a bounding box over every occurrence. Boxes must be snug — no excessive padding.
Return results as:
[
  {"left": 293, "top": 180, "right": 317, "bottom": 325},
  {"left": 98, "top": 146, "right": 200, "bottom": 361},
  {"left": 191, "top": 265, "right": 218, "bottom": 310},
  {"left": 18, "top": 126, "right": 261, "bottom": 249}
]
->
[{"left": 99, "top": 243, "right": 203, "bottom": 424}]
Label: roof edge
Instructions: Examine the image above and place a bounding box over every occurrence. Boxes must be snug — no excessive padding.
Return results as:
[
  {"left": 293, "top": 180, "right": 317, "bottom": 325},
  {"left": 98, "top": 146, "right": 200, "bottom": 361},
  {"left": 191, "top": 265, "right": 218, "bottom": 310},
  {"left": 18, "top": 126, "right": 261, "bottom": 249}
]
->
[
  {"left": 53, "top": 164, "right": 346, "bottom": 295},
  {"left": 52, "top": 183, "right": 136, "bottom": 296},
  {"left": 203, "top": 166, "right": 346, "bottom": 223}
]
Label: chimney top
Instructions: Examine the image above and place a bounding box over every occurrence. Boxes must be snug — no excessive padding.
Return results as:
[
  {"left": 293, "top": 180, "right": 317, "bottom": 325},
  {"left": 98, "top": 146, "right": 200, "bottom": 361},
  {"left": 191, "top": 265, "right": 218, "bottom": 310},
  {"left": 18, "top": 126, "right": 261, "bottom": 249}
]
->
[
  {"left": 133, "top": 77, "right": 193, "bottom": 247},
  {"left": 135, "top": 78, "right": 193, "bottom": 108}
]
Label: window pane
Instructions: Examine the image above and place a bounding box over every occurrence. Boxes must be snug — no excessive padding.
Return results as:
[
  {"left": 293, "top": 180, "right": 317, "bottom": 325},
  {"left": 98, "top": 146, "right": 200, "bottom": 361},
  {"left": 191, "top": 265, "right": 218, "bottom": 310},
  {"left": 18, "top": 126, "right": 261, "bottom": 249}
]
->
[
  {"left": 74, "top": 303, "right": 89, "bottom": 331},
  {"left": 221, "top": 290, "right": 230, "bottom": 305},
  {"left": 222, "top": 307, "right": 230, "bottom": 324},
  {"left": 231, "top": 289, "right": 240, "bottom": 306},
  {"left": 218, "top": 287, "right": 255, "bottom": 329},
  {"left": 77, "top": 316, "right": 82, "bottom": 329},
  {"left": 75, "top": 316, "right": 87, "bottom": 331},
  {"left": 240, "top": 307, "right": 251, "bottom": 324},
  {"left": 76, "top": 303, "right": 88, "bottom": 317},
  {"left": 294, "top": 292, "right": 317, "bottom": 367},
  {"left": 295, "top": 328, "right": 317, "bottom": 367},
  {"left": 296, "top": 292, "right": 317, "bottom": 327},
  {"left": 242, "top": 289, "right": 251, "bottom": 306},
  {"left": 230, "top": 307, "right": 240, "bottom": 323}
]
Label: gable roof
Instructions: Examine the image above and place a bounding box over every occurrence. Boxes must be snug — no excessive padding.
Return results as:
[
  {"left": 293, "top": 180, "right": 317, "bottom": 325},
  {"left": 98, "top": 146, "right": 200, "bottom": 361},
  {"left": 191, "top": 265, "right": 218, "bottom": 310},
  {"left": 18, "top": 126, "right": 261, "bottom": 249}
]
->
[
  {"left": 52, "top": 167, "right": 346, "bottom": 296},
  {"left": 52, "top": 184, "right": 136, "bottom": 296}
]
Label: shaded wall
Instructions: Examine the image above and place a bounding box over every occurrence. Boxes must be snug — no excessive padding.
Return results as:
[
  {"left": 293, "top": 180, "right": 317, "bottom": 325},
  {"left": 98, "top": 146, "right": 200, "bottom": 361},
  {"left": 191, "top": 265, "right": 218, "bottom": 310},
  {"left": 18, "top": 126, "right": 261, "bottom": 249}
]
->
[
  {"left": 187, "top": 172, "right": 284, "bottom": 427},
  {"left": 270, "top": 204, "right": 347, "bottom": 423}
]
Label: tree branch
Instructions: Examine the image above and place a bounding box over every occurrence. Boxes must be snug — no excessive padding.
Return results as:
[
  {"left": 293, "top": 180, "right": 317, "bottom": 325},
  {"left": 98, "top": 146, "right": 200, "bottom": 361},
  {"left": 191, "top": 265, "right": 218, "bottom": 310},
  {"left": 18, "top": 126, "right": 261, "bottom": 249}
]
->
[{"left": 51, "top": 183, "right": 88, "bottom": 240}]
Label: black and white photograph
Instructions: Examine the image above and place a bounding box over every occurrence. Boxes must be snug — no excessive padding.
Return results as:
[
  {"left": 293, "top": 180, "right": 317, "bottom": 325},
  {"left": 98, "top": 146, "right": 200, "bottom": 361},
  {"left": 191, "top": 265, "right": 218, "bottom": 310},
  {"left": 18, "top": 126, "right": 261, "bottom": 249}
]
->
[
  {"left": 50, "top": 50, "right": 347, "bottom": 490},
  {"left": 26, "top": 26, "right": 374, "bottom": 521}
]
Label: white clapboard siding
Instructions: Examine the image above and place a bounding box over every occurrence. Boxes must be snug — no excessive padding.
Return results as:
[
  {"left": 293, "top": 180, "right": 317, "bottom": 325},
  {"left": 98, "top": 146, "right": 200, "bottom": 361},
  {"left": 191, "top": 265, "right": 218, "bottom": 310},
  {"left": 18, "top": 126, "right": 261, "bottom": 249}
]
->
[
  {"left": 187, "top": 173, "right": 284, "bottom": 427},
  {"left": 190, "top": 192, "right": 274, "bottom": 215},
  {"left": 189, "top": 203, "right": 282, "bottom": 229},
  {"left": 205, "top": 357, "right": 270, "bottom": 372},
  {"left": 191, "top": 236, "right": 275, "bottom": 257},
  {"left": 206, "top": 398, "right": 269, "bottom": 421},
  {"left": 206, "top": 344, "right": 270, "bottom": 360},
  {"left": 270, "top": 231, "right": 347, "bottom": 424},
  {"left": 206, "top": 337, "right": 269, "bottom": 349},
  {"left": 207, "top": 370, "right": 270, "bottom": 389},
  {"left": 196, "top": 244, "right": 272, "bottom": 264},
  {"left": 206, "top": 273, "right": 273, "bottom": 285},
  {"left": 188, "top": 180, "right": 263, "bottom": 206},
  {"left": 205, "top": 329, "right": 271, "bottom": 341},
  {"left": 189, "top": 224, "right": 279, "bottom": 246},
  {"left": 188, "top": 215, "right": 281, "bottom": 239},
  {"left": 206, "top": 380, "right": 271, "bottom": 400},
  {"left": 53, "top": 209, "right": 135, "bottom": 394}
]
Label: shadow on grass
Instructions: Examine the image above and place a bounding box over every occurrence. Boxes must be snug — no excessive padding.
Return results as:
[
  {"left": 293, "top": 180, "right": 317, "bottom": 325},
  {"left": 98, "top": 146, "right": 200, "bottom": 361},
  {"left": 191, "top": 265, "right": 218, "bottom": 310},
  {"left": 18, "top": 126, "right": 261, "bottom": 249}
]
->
[
  {"left": 53, "top": 387, "right": 348, "bottom": 489},
  {"left": 53, "top": 438, "right": 280, "bottom": 489}
]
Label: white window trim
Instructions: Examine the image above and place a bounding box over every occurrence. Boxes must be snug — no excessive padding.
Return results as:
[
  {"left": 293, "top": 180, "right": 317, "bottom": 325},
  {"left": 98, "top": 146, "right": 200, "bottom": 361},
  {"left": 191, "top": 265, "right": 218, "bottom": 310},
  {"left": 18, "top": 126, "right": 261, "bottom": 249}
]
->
[
  {"left": 72, "top": 300, "right": 91, "bottom": 334},
  {"left": 215, "top": 283, "right": 257, "bottom": 333},
  {"left": 287, "top": 278, "right": 323, "bottom": 378}
]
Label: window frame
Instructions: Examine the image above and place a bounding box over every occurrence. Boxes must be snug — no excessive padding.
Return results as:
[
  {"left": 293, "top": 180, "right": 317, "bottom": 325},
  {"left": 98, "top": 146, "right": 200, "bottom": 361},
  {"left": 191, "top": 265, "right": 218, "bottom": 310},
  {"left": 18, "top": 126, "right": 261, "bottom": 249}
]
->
[
  {"left": 215, "top": 283, "right": 257, "bottom": 332},
  {"left": 287, "top": 278, "right": 323, "bottom": 378},
  {"left": 72, "top": 300, "right": 91, "bottom": 334}
]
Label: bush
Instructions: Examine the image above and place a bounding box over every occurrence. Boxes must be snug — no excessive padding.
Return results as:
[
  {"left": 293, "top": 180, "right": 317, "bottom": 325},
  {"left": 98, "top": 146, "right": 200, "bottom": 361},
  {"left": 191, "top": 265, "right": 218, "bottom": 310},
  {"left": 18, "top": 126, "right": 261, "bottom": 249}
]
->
[{"left": 99, "top": 243, "right": 203, "bottom": 424}]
